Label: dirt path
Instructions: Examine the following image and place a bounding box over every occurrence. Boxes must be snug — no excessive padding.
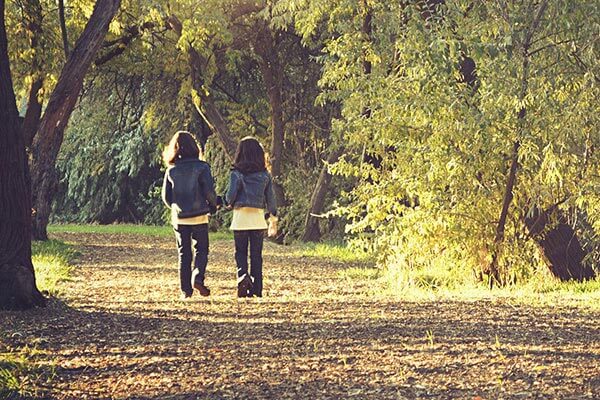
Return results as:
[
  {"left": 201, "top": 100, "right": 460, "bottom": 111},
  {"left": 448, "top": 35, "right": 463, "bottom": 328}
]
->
[{"left": 2, "top": 232, "right": 600, "bottom": 399}]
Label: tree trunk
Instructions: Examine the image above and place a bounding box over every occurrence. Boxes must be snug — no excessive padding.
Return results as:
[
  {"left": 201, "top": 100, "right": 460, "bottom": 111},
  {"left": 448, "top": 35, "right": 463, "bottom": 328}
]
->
[
  {"left": 30, "top": 0, "right": 121, "bottom": 240},
  {"left": 21, "top": 0, "right": 44, "bottom": 147},
  {"left": 525, "top": 207, "right": 595, "bottom": 281},
  {"left": 58, "top": 0, "right": 69, "bottom": 58},
  {"left": 302, "top": 147, "right": 344, "bottom": 242},
  {"left": 193, "top": 92, "right": 237, "bottom": 161},
  {"left": 0, "top": 0, "right": 45, "bottom": 310},
  {"left": 487, "top": 140, "right": 519, "bottom": 285},
  {"left": 487, "top": 1, "right": 547, "bottom": 286},
  {"left": 22, "top": 78, "right": 43, "bottom": 147},
  {"left": 256, "top": 24, "right": 286, "bottom": 207}
]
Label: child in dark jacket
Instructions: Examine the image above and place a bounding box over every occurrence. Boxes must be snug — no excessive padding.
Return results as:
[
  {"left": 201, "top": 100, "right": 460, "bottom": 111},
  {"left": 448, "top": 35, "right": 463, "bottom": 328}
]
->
[
  {"left": 226, "top": 137, "right": 278, "bottom": 297},
  {"left": 162, "top": 131, "right": 217, "bottom": 299}
]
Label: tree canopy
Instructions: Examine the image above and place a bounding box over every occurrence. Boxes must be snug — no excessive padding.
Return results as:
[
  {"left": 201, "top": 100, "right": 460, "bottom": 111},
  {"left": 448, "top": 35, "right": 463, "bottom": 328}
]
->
[{"left": 2, "top": 0, "right": 599, "bottom": 310}]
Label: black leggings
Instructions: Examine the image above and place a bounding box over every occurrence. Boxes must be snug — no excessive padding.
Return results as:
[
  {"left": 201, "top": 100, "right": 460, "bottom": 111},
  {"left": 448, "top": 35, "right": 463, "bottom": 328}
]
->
[{"left": 234, "top": 230, "right": 265, "bottom": 297}]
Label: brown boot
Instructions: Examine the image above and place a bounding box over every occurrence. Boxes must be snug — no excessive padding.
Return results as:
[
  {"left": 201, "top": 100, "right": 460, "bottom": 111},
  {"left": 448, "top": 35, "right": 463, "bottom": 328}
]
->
[{"left": 193, "top": 281, "right": 210, "bottom": 297}]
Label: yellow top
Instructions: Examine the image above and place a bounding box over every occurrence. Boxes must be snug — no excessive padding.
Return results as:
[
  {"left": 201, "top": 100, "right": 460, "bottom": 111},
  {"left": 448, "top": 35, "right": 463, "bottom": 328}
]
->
[
  {"left": 171, "top": 210, "right": 209, "bottom": 226},
  {"left": 230, "top": 207, "right": 268, "bottom": 230}
]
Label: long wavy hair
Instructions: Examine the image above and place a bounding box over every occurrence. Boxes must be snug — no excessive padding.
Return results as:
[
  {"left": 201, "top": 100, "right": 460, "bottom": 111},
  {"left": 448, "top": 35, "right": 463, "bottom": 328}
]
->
[
  {"left": 233, "top": 137, "right": 267, "bottom": 174},
  {"left": 162, "top": 131, "right": 201, "bottom": 166}
]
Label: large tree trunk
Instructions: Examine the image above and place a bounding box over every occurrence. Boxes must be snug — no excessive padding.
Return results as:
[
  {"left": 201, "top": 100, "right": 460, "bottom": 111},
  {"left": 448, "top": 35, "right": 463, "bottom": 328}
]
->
[
  {"left": 256, "top": 24, "right": 286, "bottom": 207},
  {"left": 0, "top": 0, "right": 45, "bottom": 310},
  {"left": 302, "top": 147, "right": 344, "bottom": 242},
  {"left": 30, "top": 0, "right": 121, "bottom": 240},
  {"left": 525, "top": 207, "right": 595, "bottom": 281}
]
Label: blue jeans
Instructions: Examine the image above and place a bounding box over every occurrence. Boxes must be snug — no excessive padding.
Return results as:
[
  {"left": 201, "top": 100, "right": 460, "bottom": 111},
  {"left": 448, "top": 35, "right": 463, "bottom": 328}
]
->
[
  {"left": 234, "top": 230, "right": 265, "bottom": 297},
  {"left": 173, "top": 224, "right": 209, "bottom": 294}
]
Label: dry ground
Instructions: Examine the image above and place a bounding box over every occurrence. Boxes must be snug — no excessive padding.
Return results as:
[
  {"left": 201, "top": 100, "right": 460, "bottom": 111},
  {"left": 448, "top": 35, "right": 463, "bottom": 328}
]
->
[{"left": 1, "top": 231, "right": 600, "bottom": 399}]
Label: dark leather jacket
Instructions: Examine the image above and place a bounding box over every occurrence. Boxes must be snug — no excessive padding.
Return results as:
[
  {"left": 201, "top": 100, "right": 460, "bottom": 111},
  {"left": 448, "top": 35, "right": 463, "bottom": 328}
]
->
[
  {"left": 162, "top": 158, "right": 217, "bottom": 218},
  {"left": 226, "top": 170, "right": 277, "bottom": 216}
]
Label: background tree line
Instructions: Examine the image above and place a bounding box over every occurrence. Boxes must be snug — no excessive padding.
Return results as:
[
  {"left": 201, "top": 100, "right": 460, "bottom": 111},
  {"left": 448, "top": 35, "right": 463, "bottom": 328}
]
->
[{"left": 1, "top": 0, "right": 599, "bottom": 309}]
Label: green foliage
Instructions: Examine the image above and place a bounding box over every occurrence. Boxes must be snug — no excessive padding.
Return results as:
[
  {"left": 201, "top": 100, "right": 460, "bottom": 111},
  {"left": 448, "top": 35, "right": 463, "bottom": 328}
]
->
[
  {"left": 279, "top": 167, "right": 316, "bottom": 240},
  {"left": 0, "top": 347, "right": 55, "bottom": 399},
  {"left": 294, "top": 241, "right": 371, "bottom": 264},
  {"left": 54, "top": 74, "right": 177, "bottom": 225},
  {"left": 31, "top": 240, "right": 76, "bottom": 294},
  {"left": 45, "top": 0, "right": 339, "bottom": 240},
  {"left": 381, "top": 261, "right": 600, "bottom": 308},
  {"left": 285, "top": 0, "right": 600, "bottom": 284},
  {"left": 12, "top": 0, "right": 598, "bottom": 287},
  {"left": 337, "top": 266, "right": 381, "bottom": 281}
]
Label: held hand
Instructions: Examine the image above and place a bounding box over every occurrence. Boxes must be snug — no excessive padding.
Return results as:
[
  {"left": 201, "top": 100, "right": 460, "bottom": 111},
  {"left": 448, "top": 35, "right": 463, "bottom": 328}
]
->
[{"left": 268, "top": 217, "right": 278, "bottom": 238}]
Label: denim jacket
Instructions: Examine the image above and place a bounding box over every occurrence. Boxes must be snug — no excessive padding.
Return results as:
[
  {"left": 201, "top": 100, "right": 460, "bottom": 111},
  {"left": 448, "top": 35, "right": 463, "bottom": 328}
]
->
[
  {"left": 226, "top": 170, "right": 277, "bottom": 216},
  {"left": 162, "top": 158, "right": 217, "bottom": 218}
]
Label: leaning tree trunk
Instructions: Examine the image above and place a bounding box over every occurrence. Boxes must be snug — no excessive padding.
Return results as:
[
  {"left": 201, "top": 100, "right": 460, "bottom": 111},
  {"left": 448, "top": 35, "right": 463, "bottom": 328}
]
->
[
  {"left": 30, "top": 0, "right": 121, "bottom": 240},
  {"left": 525, "top": 207, "right": 595, "bottom": 281},
  {"left": 0, "top": 0, "right": 45, "bottom": 310},
  {"left": 302, "top": 147, "right": 344, "bottom": 242}
]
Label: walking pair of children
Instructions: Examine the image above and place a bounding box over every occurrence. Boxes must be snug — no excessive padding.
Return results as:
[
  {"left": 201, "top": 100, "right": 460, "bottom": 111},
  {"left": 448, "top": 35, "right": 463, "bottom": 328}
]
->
[{"left": 161, "top": 131, "right": 277, "bottom": 299}]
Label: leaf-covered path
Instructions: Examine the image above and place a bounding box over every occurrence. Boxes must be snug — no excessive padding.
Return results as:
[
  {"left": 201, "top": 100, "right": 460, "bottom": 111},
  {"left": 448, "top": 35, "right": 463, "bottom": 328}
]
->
[{"left": 2, "top": 232, "right": 600, "bottom": 399}]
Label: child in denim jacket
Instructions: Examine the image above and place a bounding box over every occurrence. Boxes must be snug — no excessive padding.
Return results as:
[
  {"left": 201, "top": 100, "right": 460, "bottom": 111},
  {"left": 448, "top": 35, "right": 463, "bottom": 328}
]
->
[
  {"left": 226, "top": 137, "right": 277, "bottom": 297},
  {"left": 162, "top": 131, "right": 217, "bottom": 299}
]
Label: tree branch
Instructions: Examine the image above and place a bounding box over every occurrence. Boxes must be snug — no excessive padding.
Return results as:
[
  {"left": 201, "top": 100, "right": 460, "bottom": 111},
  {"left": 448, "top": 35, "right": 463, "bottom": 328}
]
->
[
  {"left": 95, "top": 22, "right": 155, "bottom": 66},
  {"left": 58, "top": 0, "right": 69, "bottom": 58}
]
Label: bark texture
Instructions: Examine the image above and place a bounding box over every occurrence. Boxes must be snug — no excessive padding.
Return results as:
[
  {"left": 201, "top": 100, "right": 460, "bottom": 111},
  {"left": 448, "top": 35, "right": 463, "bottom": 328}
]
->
[
  {"left": 525, "top": 208, "right": 595, "bottom": 281},
  {"left": 0, "top": 0, "right": 45, "bottom": 309},
  {"left": 302, "top": 147, "right": 344, "bottom": 242},
  {"left": 22, "top": 77, "right": 43, "bottom": 147},
  {"left": 30, "top": 0, "right": 121, "bottom": 240}
]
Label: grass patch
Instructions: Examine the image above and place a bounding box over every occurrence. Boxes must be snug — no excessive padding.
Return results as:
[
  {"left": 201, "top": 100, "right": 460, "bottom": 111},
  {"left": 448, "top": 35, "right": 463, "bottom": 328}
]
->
[
  {"left": 294, "top": 241, "right": 373, "bottom": 264},
  {"left": 3, "top": 241, "right": 77, "bottom": 397},
  {"left": 337, "top": 266, "right": 382, "bottom": 280},
  {"left": 501, "top": 275, "right": 600, "bottom": 307},
  {"left": 31, "top": 240, "right": 77, "bottom": 295},
  {"left": 48, "top": 224, "right": 232, "bottom": 241},
  {"left": 0, "top": 347, "right": 54, "bottom": 399},
  {"left": 378, "top": 262, "right": 600, "bottom": 307}
]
